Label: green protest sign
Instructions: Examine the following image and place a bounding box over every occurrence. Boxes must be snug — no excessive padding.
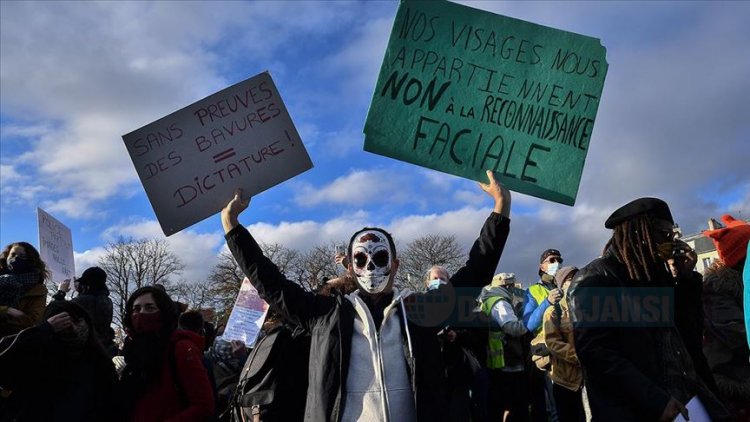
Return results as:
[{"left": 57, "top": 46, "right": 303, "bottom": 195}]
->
[{"left": 364, "top": 0, "right": 608, "bottom": 205}]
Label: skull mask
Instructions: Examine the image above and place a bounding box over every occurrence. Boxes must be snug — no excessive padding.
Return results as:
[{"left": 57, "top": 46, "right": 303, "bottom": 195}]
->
[{"left": 350, "top": 230, "right": 394, "bottom": 294}]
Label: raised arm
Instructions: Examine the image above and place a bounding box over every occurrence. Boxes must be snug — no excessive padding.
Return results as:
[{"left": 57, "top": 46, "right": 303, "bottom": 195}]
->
[
  {"left": 222, "top": 190, "right": 334, "bottom": 330},
  {"left": 450, "top": 171, "right": 512, "bottom": 289}
]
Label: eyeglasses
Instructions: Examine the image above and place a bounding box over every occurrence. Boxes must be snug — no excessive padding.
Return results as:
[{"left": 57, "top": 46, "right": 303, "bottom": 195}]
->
[{"left": 547, "top": 257, "right": 563, "bottom": 264}]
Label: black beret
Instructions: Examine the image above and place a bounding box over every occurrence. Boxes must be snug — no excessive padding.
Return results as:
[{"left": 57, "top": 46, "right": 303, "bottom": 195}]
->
[{"left": 604, "top": 197, "right": 674, "bottom": 229}]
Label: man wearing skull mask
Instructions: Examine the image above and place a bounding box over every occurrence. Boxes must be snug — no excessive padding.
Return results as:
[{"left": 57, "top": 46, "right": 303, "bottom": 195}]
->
[{"left": 221, "top": 170, "right": 511, "bottom": 422}]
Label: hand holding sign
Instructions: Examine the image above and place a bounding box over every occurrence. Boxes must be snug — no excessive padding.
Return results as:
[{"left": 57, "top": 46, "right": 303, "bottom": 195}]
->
[
  {"left": 478, "top": 170, "right": 511, "bottom": 217},
  {"left": 222, "top": 189, "right": 250, "bottom": 234}
]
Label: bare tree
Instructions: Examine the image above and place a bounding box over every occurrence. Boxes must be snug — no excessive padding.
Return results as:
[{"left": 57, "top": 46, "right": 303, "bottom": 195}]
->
[
  {"left": 296, "top": 243, "right": 346, "bottom": 292},
  {"left": 205, "top": 250, "right": 246, "bottom": 324},
  {"left": 206, "top": 243, "right": 311, "bottom": 323},
  {"left": 204, "top": 240, "right": 352, "bottom": 323},
  {"left": 396, "top": 234, "right": 466, "bottom": 291},
  {"left": 262, "top": 242, "right": 303, "bottom": 279},
  {"left": 170, "top": 280, "right": 217, "bottom": 313},
  {"left": 98, "top": 237, "right": 183, "bottom": 325}
]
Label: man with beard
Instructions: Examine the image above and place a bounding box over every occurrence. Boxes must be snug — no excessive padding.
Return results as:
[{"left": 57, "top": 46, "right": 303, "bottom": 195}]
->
[
  {"left": 568, "top": 198, "right": 730, "bottom": 421},
  {"left": 221, "top": 170, "right": 511, "bottom": 422}
]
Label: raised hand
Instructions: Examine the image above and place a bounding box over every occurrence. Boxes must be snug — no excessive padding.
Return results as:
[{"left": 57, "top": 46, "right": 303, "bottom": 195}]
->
[
  {"left": 222, "top": 189, "right": 251, "bottom": 233},
  {"left": 479, "top": 170, "right": 511, "bottom": 217}
]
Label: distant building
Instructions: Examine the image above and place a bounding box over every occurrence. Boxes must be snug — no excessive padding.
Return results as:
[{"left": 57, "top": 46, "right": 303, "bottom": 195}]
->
[{"left": 678, "top": 217, "right": 748, "bottom": 274}]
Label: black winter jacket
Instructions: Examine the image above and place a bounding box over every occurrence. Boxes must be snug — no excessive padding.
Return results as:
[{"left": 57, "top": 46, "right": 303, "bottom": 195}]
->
[
  {"left": 0, "top": 322, "right": 117, "bottom": 421},
  {"left": 53, "top": 287, "right": 114, "bottom": 348},
  {"left": 226, "top": 213, "right": 510, "bottom": 422},
  {"left": 568, "top": 248, "right": 729, "bottom": 421}
]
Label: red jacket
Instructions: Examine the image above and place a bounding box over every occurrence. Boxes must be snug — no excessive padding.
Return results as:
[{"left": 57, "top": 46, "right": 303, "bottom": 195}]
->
[{"left": 132, "top": 330, "right": 215, "bottom": 422}]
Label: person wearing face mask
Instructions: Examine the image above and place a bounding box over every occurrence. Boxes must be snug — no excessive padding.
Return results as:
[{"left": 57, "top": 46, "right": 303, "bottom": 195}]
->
[
  {"left": 524, "top": 249, "right": 564, "bottom": 422},
  {"left": 523, "top": 249, "right": 564, "bottom": 336},
  {"left": 118, "top": 286, "right": 214, "bottom": 422},
  {"left": 0, "top": 242, "right": 50, "bottom": 337},
  {"left": 0, "top": 300, "right": 116, "bottom": 421},
  {"left": 568, "top": 198, "right": 730, "bottom": 421},
  {"left": 221, "top": 170, "right": 511, "bottom": 422},
  {"left": 424, "top": 265, "right": 449, "bottom": 291}
]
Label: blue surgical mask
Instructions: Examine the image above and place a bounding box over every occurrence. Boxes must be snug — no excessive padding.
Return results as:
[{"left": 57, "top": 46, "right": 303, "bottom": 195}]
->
[
  {"left": 545, "top": 262, "right": 560, "bottom": 277},
  {"left": 427, "top": 279, "right": 445, "bottom": 291}
]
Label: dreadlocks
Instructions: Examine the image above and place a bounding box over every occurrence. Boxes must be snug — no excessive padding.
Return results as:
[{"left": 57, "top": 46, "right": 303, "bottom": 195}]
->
[{"left": 604, "top": 214, "right": 665, "bottom": 281}]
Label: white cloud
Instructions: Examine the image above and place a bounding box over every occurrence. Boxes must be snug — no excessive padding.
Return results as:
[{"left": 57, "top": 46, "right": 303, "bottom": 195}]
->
[
  {"left": 294, "top": 169, "right": 411, "bottom": 207},
  {"left": 453, "top": 189, "right": 486, "bottom": 207},
  {"left": 248, "top": 215, "right": 368, "bottom": 252},
  {"left": 0, "top": 2, "right": 360, "bottom": 219},
  {"left": 0, "top": 164, "right": 22, "bottom": 183},
  {"left": 74, "top": 247, "right": 107, "bottom": 276}
]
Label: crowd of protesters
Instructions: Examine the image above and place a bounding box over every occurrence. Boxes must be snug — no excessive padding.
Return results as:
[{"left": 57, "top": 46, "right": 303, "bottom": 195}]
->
[{"left": 1, "top": 174, "right": 749, "bottom": 422}]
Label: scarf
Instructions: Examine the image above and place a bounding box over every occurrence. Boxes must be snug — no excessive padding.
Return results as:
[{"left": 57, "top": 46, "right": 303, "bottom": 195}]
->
[{"left": 0, "top": 271, "right": 41, "bottom": 307}]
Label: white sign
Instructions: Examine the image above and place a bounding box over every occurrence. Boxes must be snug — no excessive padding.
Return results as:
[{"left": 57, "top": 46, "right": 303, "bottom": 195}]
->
[
  {"left": 122, "top": 71, "right": 313, "bottom": 236},
  {"left": 37, "top": 208, "right": 75, "bottom": 283},
  {"left": 222, "top": 278, "right": 269, "bottom": 347}
]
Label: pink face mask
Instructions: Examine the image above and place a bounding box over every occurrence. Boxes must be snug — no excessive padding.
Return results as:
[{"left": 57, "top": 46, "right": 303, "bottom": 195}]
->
[{"left": 350, "top": 230, "right": 394, "bottom": 294}]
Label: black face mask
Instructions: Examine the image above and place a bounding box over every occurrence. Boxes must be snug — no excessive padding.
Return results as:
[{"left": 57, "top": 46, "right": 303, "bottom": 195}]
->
[{"left": 7, "top": 256, "right": 32, "bottom": 274}]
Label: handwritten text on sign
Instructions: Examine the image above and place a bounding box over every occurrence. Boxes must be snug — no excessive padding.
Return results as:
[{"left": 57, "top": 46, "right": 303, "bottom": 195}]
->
[
  {"left": 364, "top": 0, "right": 608, "bottom": 205},
  {"left": 123, "top": 72, "right": 313, "bottom": 236},
  {"left": 37, "top": 208, "right": 75, "bottom": 283}
]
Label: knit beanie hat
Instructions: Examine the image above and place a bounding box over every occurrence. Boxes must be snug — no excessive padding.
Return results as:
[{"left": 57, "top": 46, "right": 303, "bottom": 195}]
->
[
  {"left": 703, "top": 214, "right": 750, "bottom": 268},
  {"left": 554, "top": 266, "right": 579, "bottom": 288},
  {"left": 491, "top": 273, "right": 516, "bottom": 287}
]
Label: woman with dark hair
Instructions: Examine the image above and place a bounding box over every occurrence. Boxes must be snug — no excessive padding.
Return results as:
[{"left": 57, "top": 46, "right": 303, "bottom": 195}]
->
[
  {"left": 0, "top": 242, "right": 50, "bottom": 337},
  {"left": 0, "top": 300, "right": 116, "bottom": 421},
  {"left": 119, "top": 286, "right": 214, "bottom": 421}
]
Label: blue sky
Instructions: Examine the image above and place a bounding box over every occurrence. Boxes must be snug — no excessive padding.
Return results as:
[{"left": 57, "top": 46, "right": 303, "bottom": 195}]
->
[{"left": 1, "top": 1, "right": 748, "bottom": 287}]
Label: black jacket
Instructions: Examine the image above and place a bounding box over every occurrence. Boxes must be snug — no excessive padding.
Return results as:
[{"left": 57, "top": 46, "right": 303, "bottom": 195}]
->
[
  {"left": 54, "top": 287, "right": 114, "bottom": 348},
  {"left": 568, "top": 248, "right": 729, "bottom": 421},
  {"left": 226, "top": 213, "right": 510, "bottom": 422},
  {"left": 0, "top": 322, "right": 117, "bottom": 422}
]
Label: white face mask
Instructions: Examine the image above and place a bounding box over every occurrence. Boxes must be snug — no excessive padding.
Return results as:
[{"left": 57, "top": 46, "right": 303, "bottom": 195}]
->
[
  {"left": 350, "top": 230, "right": 394, "bottom": 294},
  {"left": 545, "top": 262, "right": 560, "bottom": 277},
  {"left": 427, "top": 278, "right": 446, "bottom": 291}
]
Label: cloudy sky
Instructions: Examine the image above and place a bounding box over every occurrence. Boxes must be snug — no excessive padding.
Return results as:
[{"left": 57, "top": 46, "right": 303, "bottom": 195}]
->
[{"left": 1, "top": 1, "right": 748, "bottom": 287}]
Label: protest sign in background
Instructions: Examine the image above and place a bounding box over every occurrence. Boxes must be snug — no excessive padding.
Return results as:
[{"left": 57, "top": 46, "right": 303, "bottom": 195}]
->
[
  {"left": 222, "top": 278, "right": 269, "bottom": 347},
  {"left": 37, "top": 208, "right": 75, "bottom": 283},
  {"left": 364, "top": 0, "right": 608, "bottom": 205},
  {"left": 123, "top": 71, "right": 313, "bottom": 236}
]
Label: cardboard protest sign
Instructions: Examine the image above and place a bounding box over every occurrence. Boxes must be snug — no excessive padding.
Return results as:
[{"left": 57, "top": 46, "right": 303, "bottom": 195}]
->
[
  {"left": 222, "top": 278, "right": 269, "bottom": 347},
  {"left": 123, "top": 71, "right": 313, "bottom": 236},
  {"left": 364, "top": 0, "right": 608, "bottom": 205},
  {"left": 37, "top": 208, "right": 75, "bottom": 283}
]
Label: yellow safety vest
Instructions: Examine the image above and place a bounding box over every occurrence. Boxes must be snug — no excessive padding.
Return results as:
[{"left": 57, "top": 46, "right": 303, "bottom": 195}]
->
[
  {"left": 481, "top": 296, "right": 506, "bottom": 369},
  {"left": 528, "top": 284, "right": 552, "bottom": 335}
]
